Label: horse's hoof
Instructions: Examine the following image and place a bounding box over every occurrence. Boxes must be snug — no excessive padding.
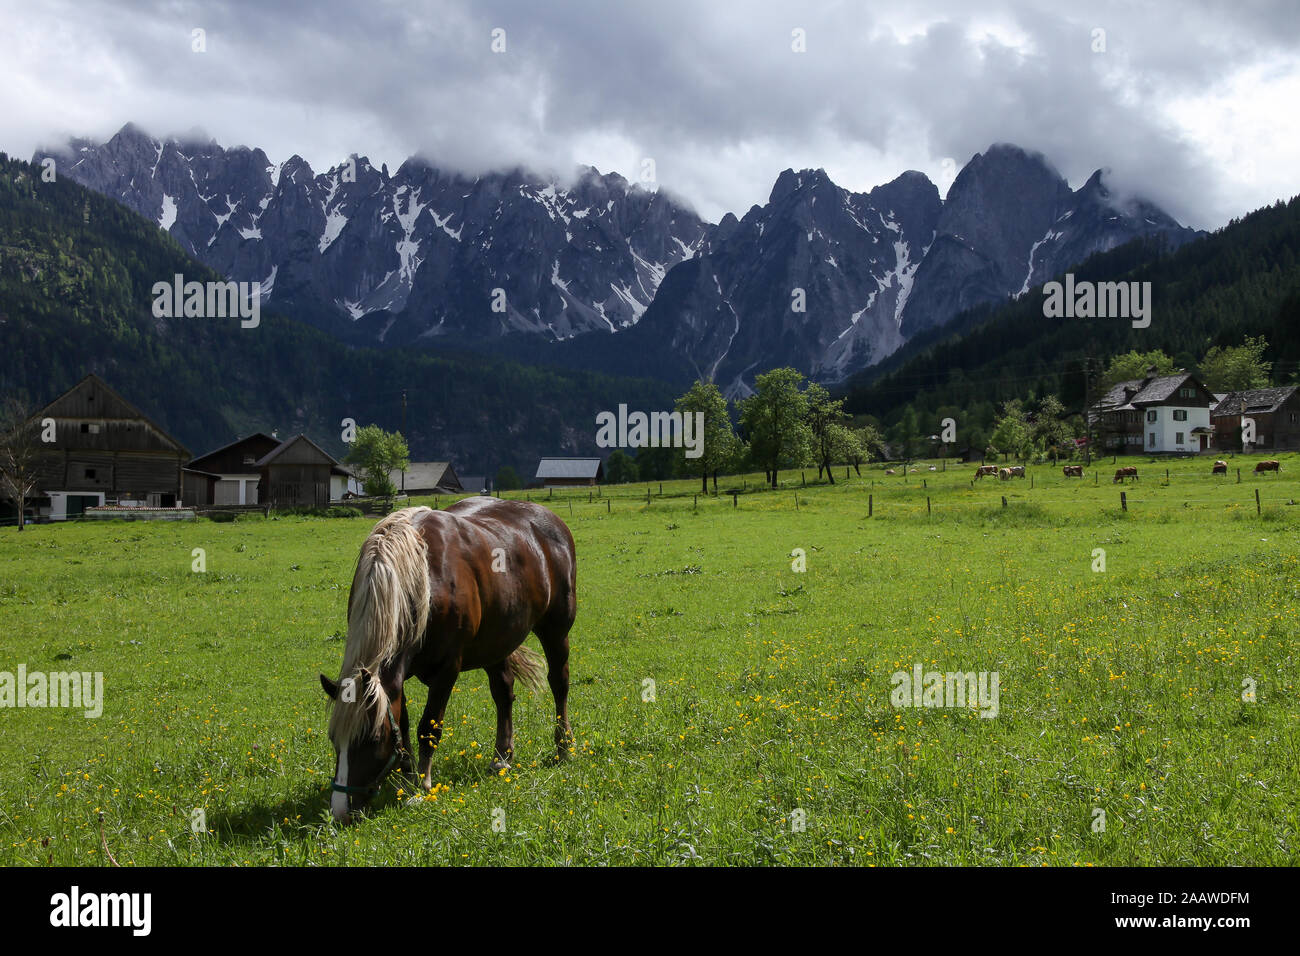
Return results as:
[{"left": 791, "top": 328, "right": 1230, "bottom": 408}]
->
[
  {"left": 489, "top": 759, "right": 511, "bottom": 772},
  {"left": 420, "top": 776, "right": 433, "bottom": 792}
]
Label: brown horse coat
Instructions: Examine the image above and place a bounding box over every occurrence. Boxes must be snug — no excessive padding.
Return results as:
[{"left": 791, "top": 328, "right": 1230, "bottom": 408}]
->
[{"left": 322, "top": 498, "right": 576, "bottom": 821}]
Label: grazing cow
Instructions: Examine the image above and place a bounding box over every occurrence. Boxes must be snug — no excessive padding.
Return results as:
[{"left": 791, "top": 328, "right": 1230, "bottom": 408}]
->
[
  {"left": 1113, "top": 466, "right": 1138, "bottom": 483},
  {"left": 1212, "top": 460, "right": 1228, "bottom": 475},
  {"left": 1063, "top": 465, "right": 1084, "bottom": 478},
  {"left": 998, "top": 468, "right": 1012, "bottom": 481},
  {"left": 884, "top": 469, "right": 896, "bottom": 475},
  {"left": 928, "top": 466, "right": 937, "bottom": 471},
  {"left": 1009, "top": 465, "right": 1026, "bottom": 479},
  {"left": 1255, "top": 460, "right": 1281, "bottom": 474},
  {"left": 974, "top": 465, "right": 998, "bottom": 480}
]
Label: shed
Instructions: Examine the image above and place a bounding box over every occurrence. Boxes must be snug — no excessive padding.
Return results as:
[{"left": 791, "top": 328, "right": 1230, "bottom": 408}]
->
[
  {"left": 187, "top": 432, "right": 282, "bottom": 505},
  {"left": 254, "top": 434, "right": 343, "bottom": 509},
  {"left": 389, "top": 461, "right": 464, "bottom": 495},
  {"left": 536, "top": 457, "right": 604, "bottom": 487}
]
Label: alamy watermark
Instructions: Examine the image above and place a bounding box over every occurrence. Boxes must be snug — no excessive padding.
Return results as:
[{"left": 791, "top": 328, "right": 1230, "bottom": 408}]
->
[
  {"left": 0, "top": 667, "right": 103, "bottom": 718},
  {"left": 890, "top": 664, "right": 999, "bottom": 718},
  {"left": 595, "top": 404, "right": 705, "bottom": 458},
  {"left": 1042, "top": 273, "right": 1151, "bottom": 329},
  {"left": 151, "top": 274, "right": 261, "bottom": 328}
]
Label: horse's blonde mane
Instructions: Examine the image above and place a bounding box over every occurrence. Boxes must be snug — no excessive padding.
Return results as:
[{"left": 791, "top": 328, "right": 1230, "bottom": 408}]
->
[{"left": 328, "top": 507, "right": 433, "bottom": 747}]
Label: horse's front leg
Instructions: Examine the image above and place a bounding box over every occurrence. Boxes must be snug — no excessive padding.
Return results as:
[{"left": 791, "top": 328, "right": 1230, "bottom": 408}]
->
[
  {"left": 397, "top": 691, "right": 413, "bottom": 775},
  {"left": 486, "top": 660, "right": 516, "bottom": 772},
  {"left": 415, "top": 668, "right": 458, "bottom": 791}
]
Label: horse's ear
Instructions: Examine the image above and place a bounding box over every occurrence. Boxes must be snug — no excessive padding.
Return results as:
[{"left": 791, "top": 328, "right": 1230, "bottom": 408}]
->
[{"left": 320, "top": 674, "right": 339, "bottom": 699}]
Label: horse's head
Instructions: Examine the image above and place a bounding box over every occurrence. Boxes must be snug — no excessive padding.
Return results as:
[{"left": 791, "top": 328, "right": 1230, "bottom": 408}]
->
[{"left": 320, "top": 667, "right": 403, "bottom": 824}]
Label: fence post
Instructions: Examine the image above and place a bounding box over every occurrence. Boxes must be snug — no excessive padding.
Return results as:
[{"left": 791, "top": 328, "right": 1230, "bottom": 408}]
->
[
  {"left": 1001, "top": 496, "right": 1007, "bottom": 508},
  {"left": 927, "top": 496, "right": 931, "bottom": 516},
  {"left": 1256, "top": 488, "right": 1261, "bottom": 515},
  {"left": 801, "top": 472, "right": 806, "bottom": 486},
  {"left": 732, "top": 492, "right": 738, "bottom": 508},
  {"left": 1030, "top": 474, "right": 1034, "bottom": 489},
  {"left": 795, "top": 494, "right": 799, "bottom": 511},
  {"left": 923, "top": 478, "right": 927, "bottom": 489},
  {"left": 1121, "top": 491, "right": 1127, "bottom": 511},
  {"left": 606, "top": 499, "right": 610, "bottom": 513},
  {"left": 1237, "top": 468, "right": 1241, "bottom": 483},
  {"left": 869, "top": 494, "right": 873, "bottom": 517},
  {"left": 694, "top": 494, "right": 697, "bottom": 509}
]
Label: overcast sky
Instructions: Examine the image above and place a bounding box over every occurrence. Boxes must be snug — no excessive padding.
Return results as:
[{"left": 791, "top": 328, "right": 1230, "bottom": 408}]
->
[{"left": 2, "top": 0, "right": 1297, "bottom": 229}]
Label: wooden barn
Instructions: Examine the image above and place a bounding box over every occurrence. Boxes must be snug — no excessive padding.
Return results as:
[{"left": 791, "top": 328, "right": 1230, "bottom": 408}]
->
[
  {"left": 536, "top": 457, "right": 604, "bottom": 488},
  {"left": 186, "top": 432, "right": 282, "bottom": 506},
  {"left": 388, "top": 461, "right": 464, "bottom": 495},
  {"left": 25, "top": 374, "right": 190, "bottom": 520},
  {"left": 1211, "top": 386, "right": 1300, "bottom": 452},
  {"left": 253, "top": 434, "right": 352, "bottom": 509}
]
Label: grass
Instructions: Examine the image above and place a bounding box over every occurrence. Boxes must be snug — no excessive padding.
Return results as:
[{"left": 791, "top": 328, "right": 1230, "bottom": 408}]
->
[{"left": 1, "top": 453, "right": 1298, "bottom": 866}]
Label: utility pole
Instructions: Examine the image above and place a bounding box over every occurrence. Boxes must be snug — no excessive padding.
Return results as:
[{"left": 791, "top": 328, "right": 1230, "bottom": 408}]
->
[
  {"left": 401, "top": 389, "right": 408, "bottom": 494},
  {"left": 1083, "top": 355, "right": 1093, "bottom": 467}
]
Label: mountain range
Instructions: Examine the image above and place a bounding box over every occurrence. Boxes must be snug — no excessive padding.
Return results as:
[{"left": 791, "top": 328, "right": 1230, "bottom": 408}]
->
[{"left": 35, "top": 126, "right": 1200, "bottom": 392}]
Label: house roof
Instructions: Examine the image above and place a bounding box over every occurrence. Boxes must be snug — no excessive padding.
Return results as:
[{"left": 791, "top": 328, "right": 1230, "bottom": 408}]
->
[
  {"left": 35, "top": 373, "right": 190, "bottom": 456},
  {"left": 536, "top": 457, "right": 603, "bottom": 479},
  {"left": 253, "top": 433, "right": 341, "bottom": 468},
  {"left": 188, "top": 432, "right": 280, "bottom": 471},
  {"left": 1096, "top": 373, "right": 1210, "bottom": 411},
  {"left": 389, "top": 461, "right": 463, "bottom": 492},
  {"left": 1211, "top": 386, "right": 1299, "bottom": 417}
]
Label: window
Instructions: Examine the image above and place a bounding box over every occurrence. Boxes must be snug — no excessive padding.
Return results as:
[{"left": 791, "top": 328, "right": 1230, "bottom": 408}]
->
[
  {"left": 1173, "top": 410, "right": 1187, "bottom": 421},
  {"left": 80, "top": 423, "right": 89, "bottom": 433},
  {"left": 1176, "top": 432, "right": 1185, "bottom": 444},
  {"left": 84, "top": 468, "right": 96, "bottom": 479},
  {"left": 1147, "top": 410, "right": 1157, "bottom": 423},
  {"left": 1149, "top": 433, "right": 1156, "bottom": 447}
]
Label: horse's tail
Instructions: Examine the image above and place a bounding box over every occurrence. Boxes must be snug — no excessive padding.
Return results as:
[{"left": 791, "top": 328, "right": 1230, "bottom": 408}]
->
[
  {"left": 342, "top": 507, "right": 432, "bottom": 677},
  {"left": 509, "top": 645, "right": 547, "bottom": 694}
]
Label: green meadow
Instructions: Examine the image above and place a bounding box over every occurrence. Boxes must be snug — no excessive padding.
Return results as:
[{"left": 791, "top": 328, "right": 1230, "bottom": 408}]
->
[{"left": 1, "top": 454, "right": 1298, "bottom": 866}]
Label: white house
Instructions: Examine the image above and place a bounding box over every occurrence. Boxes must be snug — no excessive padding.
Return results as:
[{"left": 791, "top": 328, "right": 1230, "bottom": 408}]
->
[{"left": 1094, "top": 370, "right": 1216, "bottom": 454}]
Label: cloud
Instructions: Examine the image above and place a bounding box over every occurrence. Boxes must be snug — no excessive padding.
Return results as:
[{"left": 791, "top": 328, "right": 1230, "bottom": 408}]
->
[{"left": 1, "top": 0, "right": 1297, "bottom": 228}]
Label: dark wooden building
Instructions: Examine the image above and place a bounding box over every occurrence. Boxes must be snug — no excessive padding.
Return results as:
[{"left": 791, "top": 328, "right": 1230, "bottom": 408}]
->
[
  {"left": 1211, "top": 386, "right": 1300, "bottom": 452},
  {"left": 254, "top": 434, "right": 348, "bottom": 509},
  {"left": 27, "top": 374, "right": 190, "bottom": 519},
  {"left": 536, "top": 457, "right": 604, "bottom": 488},
  {"left": 186, "top": 432, "right": 282, "bottom": 506}
]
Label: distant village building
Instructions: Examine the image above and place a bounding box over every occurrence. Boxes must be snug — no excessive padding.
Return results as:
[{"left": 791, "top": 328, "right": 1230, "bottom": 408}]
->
[
  {"left": 1210, "top": 385, "right": 1300, "bottom": 451},
  {"left": 536, "top": 457, "right": 604, "bottom": 487},
  {"left": 1092, "top": 369, "right": 1216, "bottom": 454},
  {"left": 253, "top": 434, "right": 354, "bottom": 508},
  {"left": 23, "top": 374, "right": 189, "bottom": 520},
  {"left": 388, "top": 462, "right": 464, "bottom": 495},
  {"left": 185, "top": 432, "right": 282, "bottom": 506}
]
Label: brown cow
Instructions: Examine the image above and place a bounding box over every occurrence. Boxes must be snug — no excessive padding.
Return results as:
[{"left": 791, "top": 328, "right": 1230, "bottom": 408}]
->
[
  {"left": 1113, "top": 466, "right": 1138, "bottom": 483},
  {"left": 1008, "top": 465, "right": 1026, "bottom": 479},
  {"left": 1212, "top": 460, "right": 1228, "bottom": 475},
  {"left": 884, "top": 468, "right": 896, "bottom": 475},
  {"left": 974, "top": 465, "right": 998, "bottom": 480},
  {"left": 998, "top": 468, "right": 1012, "bottom": 480},
  {"left": 1063, "top": 465, "right": 1084, "bottom": 478},
  {"left": 1255, "top": 460, "right": 1281, "bottom": 474}
]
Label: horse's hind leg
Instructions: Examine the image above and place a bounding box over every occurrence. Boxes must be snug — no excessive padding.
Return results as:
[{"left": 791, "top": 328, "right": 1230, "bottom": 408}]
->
[
  {"left": 415, "top": 666, "right": 458, "bottom": 791},
  {"left": 486, "top": 659, "right": 516, "bottom": 772},
  {"left": 535, "top": 613, "right": 574, "bottom": 761}
]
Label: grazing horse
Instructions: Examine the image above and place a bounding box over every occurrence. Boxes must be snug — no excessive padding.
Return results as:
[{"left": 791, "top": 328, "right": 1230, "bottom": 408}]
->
[
  {"left": 320, "top": 499, "right": 577, "bottom": 823},
  {"left": 1113, "top": 466, "right": 1139, "bottom": 483},
  {"left": 1255, "top": 459, "right": 1281, "bottom": 474},
  {"left": 974, "top": 465, "right": 998, "bottom": 480},
  {"left": 1063, "top": 465, "right": 1084, "bottom": 478},
  {"left": 1212, "top": 460, "right": 1228, "bottom": 475}
]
